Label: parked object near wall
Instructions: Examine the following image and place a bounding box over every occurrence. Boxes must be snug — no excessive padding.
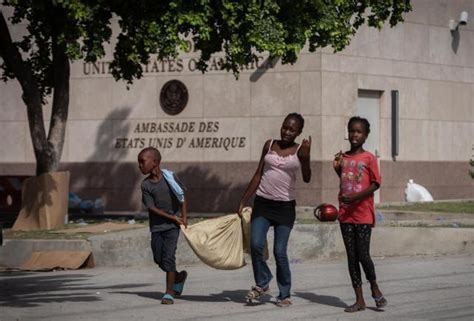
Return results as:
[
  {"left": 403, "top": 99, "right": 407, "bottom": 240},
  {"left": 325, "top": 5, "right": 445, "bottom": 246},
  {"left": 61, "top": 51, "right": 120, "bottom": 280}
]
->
[
  {"left": 314, "top": 203, "right": 339, "bottom": 222},
  {"left": 405, "top": 179, "right": 434, "bottom": 202},
  {"left": 0, "top": 176, "right": 31, "bottom": 228},
  {"left": 12, "top": 171, "right": 70, "bottom": 231}
]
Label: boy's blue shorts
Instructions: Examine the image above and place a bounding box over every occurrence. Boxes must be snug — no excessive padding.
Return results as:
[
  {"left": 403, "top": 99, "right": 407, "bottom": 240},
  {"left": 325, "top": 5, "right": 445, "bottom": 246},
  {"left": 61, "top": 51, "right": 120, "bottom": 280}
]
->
[{"left": 151, "top": 228, "right": 179, "bottom": 272}]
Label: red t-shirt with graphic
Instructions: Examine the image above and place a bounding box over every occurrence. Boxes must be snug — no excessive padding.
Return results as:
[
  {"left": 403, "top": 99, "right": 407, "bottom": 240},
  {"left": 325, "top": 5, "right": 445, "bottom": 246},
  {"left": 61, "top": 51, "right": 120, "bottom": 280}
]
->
[{"left": 338, "top": 151, "right": 381, "bottom": 226}]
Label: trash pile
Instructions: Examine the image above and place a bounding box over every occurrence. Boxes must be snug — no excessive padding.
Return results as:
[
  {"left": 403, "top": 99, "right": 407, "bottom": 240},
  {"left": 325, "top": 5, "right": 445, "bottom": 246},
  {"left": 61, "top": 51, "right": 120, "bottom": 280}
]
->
[{"left": 68, "top": 192, "right": 104, "bottom": 214}]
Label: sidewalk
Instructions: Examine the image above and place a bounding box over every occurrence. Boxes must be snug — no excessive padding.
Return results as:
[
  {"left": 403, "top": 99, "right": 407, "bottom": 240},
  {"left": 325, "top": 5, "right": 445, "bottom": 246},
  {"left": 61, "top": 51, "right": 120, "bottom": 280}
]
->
[{"left": 1, "top": 255, "right": 473, "bottom": 321}]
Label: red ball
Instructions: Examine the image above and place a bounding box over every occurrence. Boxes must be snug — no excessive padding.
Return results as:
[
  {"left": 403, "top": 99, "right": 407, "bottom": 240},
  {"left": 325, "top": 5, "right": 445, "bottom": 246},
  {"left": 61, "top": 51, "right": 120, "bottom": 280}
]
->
[{"left": 314, "top": 203, "right": 339, "bottom": 222}]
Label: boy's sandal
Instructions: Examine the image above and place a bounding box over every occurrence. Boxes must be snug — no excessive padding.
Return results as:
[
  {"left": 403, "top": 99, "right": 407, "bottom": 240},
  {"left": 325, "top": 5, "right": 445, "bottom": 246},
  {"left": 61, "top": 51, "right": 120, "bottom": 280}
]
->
[
  {"left": 344, "top": 303, "right": 366, "bottom": 313},
  {"left": 275, "top": 298, "right": 292, "bottom": 308},
  {"left": 161, "top": 293, "right": 174, "bottom": 305},
  {"left": 172, "top": 270, "right": 188, "bottom": 296},
  {"left": 373, "top": 295, "right": 387, "bottom": 308}
]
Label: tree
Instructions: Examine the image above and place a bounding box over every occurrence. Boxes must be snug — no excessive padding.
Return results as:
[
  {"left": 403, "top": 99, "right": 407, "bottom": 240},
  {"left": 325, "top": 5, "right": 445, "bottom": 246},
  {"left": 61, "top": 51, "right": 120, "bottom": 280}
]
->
[
  {"left": 0, "top": 0, "right": 411, "bottom": 175},
  {"left": 470, "top": 145, "right": 474, "bottom": 179},
  {"left": 470, "top": 159, "right": 474, "bottom": 179}
]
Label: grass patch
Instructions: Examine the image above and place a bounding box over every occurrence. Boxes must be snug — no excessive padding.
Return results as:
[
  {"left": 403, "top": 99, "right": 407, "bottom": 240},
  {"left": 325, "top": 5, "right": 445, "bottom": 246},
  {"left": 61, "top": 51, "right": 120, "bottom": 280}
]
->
[
  {"left": 384, "top": 221, "right": 474, "bottom": 228},
  {"left": 3, "top": 219, "right": 148, "bottom": 240},
  {"left": 3, "top": 217, "right": 209, "bottom": 240},
  {"left": 4, "top": 229, "right": 91, "bottom": 240},
  {"left": 377, "top": 201, "right": 474, "bottom": 214},
  {"left": 295, "top": 219, "right": 325, "bottom": 224}
]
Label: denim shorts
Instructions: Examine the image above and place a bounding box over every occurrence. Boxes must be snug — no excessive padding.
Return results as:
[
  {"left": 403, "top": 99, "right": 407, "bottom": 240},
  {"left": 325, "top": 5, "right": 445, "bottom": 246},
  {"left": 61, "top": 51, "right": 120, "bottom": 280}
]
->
[{"left": 151, "top": 228, "right": 179, "bottom": 272}]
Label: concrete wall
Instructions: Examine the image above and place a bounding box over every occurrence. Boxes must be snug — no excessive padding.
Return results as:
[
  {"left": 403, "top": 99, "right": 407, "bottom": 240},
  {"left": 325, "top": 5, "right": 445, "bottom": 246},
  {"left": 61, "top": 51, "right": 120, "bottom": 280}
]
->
[{"left": 0, "top": 0, "right": 473, "bottom": 212}]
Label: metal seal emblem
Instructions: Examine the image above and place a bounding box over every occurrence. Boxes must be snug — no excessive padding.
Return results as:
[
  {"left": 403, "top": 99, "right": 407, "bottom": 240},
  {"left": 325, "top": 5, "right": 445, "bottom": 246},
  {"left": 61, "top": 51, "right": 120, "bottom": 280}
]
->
[{"left": 160, "top": 80, "right": 188, "bottom": 115}]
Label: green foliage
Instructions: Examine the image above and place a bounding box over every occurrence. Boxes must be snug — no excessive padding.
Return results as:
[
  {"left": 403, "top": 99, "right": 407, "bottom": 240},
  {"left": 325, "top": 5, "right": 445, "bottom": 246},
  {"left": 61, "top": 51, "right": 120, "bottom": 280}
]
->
[
  {"left": 2, "top": 0, "right": 112, "bottom": 100},
  {"left": 378, "top": 201, "right": 474, "bottom": 214},
  {"left": 2, "top": 0, "right": 411, "bottom": 98}
]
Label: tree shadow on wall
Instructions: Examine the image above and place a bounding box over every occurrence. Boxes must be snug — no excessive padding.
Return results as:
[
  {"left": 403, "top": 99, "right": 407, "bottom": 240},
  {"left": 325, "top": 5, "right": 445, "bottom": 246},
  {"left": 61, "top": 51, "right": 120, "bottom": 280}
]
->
[
  {"left": 65, "top": 107, "right": 252, "bottom": 213},
  {"left": 175, "top": 165, "right": 248, "bottom": 213},
  {"left": 64, "top": 107, "right": 142, "bottom": 212},
  {"left": 14, "top": 174, "right": 58, "bottom": 226},
  {"left": 249, "top": 57, "right": 280, "bottom": 83}
]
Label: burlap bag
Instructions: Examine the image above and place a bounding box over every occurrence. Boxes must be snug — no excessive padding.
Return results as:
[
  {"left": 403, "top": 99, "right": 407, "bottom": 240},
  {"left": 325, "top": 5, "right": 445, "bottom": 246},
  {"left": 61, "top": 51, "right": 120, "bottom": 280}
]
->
[{"left": 181, "top": 207, "right": 268, "bottom": 270}]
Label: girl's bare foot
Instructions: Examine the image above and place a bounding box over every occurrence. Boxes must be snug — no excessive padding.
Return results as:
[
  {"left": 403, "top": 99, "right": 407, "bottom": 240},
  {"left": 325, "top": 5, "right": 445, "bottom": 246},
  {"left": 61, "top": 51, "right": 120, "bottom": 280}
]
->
[{"left": 344, "top": 302, "right": 366, "bottom": 312}]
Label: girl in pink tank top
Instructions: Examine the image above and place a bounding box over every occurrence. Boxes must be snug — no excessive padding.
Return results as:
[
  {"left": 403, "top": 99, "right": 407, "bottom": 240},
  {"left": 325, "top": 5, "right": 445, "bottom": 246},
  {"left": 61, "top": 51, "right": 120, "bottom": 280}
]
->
[
  {"left": 255, "top": 139, "right": 302, "bottom": 202},
  {"left": 237, "top": 113, "right": 312, "bottom": 307}
]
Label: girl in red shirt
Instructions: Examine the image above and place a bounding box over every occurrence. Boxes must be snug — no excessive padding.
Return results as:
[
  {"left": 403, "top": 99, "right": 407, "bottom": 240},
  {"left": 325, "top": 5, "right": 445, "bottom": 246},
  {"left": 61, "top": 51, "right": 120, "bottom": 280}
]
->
[{"left": 333, "top": 116, "right": 387, "bottom": 312}]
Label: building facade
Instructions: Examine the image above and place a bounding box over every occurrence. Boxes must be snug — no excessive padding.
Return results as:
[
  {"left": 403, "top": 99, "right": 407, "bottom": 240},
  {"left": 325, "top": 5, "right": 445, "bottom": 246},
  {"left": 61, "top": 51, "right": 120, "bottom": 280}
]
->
[{"left": 1, "top": 0, "right": 473, "bottom": 212}]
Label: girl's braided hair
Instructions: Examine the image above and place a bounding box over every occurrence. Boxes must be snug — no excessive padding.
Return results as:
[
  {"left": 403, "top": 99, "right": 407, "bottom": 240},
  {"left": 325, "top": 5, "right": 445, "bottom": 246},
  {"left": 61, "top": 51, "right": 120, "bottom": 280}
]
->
[
  {"left": 348, "top": 116, "right": 370, "bottom": 134},
  {"left": 285, "top": 113, "right": 305, "bottom": 131}
]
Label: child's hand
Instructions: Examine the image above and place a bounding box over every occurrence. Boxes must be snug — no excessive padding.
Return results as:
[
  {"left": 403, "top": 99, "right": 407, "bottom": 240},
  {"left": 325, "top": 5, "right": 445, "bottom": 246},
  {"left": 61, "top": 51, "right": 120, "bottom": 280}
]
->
[
  {"left": 237, "top": 203, "right": 244, "bottom": 218},
  {"left": 333, "top": 151, "right": 343, "bottom": 171},
  {"left": 174, "top": 216, "right": 184, "bottom": 226},
  {"left": 182, "top": 217, "right": 188, "bottom": 228},
  {"left": 299, "top": 136, "right": 312, "bottom": 161},
  {"left": 339, "top": 193, "right": 357, "bottom": 204}
]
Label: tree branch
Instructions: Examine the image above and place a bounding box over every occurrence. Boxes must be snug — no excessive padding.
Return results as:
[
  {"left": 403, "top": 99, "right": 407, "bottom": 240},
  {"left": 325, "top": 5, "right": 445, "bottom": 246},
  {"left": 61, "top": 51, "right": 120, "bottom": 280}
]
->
[{"left": 0, "top": 10, "right": 48, "bottom": 174}]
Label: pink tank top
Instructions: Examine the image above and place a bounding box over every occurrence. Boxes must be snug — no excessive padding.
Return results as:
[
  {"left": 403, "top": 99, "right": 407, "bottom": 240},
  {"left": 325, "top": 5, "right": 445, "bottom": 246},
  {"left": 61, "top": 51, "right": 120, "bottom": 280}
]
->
[{"left": 256, "top": 140, "right": 301, "bottom": 201}]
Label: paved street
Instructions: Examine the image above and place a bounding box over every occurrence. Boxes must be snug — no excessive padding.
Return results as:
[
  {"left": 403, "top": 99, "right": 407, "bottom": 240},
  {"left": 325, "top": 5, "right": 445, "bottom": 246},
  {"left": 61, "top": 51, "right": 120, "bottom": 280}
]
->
[{"left": 1, "top": 255, "right": 473, "bottom": 321}]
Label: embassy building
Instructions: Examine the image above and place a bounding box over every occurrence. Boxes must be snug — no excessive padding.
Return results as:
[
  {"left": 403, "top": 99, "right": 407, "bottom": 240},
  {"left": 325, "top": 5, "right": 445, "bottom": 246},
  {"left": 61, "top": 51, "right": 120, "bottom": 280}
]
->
[{"left": 1, "top": 0, "right": 473, "bottom": 213}]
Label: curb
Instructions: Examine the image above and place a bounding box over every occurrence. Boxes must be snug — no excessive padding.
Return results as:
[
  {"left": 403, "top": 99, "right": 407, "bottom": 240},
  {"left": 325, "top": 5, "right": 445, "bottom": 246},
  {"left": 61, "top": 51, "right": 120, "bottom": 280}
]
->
[
  {"left": 0, "top": 239, "right": 91, "bottom": 268},
  {"left": 295, "top": 206, "right": 474, "bottom": 221},
  {"left": 2, "top": 224, "right": 473, "bottom": 269}
]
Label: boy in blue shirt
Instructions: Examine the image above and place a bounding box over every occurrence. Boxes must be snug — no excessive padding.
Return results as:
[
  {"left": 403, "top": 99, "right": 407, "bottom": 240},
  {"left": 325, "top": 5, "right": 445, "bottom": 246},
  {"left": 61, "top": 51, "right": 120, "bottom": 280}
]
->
[{"left": 138, "top": 147, "right": 188, "bottom": 304}]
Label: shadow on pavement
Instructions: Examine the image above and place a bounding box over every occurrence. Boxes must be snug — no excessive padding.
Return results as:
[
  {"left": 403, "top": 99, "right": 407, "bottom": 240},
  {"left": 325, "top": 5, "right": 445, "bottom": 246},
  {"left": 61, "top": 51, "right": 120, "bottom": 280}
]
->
[
  {"left": 114, "top": 289, "right": 249, "bottom": 303},
  {"left": 294, "top": 291, "right": 348, "bottom": 308},
  {"left": 294, "top": 292, "right": 385, "bottom": 313},
  {"left": 180, "top": 289, "right": 249, "bottom": 303},
  {"left": 113, "top": 291, "right": 161, "bottom": 301},
  {"left": 367, "top": 306, "right": 386, "bottom": 312},
  {"left": 0, "top": 272, "right": 148, "bottom": 308}
]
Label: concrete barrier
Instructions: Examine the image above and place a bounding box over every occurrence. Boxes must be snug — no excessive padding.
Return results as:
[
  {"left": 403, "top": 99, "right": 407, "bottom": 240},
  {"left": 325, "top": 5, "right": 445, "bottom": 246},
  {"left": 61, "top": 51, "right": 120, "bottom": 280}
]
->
[
  {"left": 88, "top": 224, "right": 474, "bottom": 267},
  {"left": 1, "top": 224, "right": 473, "bottom": 268},
  {"left": 0, "top": 239, "right": 91, "bottom": 268}
]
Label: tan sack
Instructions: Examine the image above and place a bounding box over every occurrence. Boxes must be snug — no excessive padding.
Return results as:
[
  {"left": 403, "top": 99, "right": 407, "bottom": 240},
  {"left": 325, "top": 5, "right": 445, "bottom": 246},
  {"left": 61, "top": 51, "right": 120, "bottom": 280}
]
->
[{"left": 181, "top": 207, "right": 267, "bottom": 270}]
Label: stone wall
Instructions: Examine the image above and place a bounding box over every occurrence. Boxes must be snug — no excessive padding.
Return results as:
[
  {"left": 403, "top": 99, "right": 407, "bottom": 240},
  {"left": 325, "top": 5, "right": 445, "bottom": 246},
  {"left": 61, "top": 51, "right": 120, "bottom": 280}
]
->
[
  {"left": 1, "top": 160, "right": 471, "bottom": 212},
  {"left": 1, "top": 0, "right": 473, "bottom": 211}
]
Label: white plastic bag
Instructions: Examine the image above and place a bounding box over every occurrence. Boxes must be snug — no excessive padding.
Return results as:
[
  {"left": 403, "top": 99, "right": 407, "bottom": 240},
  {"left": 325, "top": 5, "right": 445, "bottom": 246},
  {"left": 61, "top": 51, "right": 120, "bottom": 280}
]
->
[{"left": 404, "top": 179, "right": 433, "bottom": 202}]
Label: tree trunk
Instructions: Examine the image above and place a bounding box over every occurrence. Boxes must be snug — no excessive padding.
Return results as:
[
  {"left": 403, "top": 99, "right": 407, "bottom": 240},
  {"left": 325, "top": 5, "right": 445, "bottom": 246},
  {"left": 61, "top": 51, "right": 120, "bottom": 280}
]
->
[
  {"left": 46, "top": 23, "right": 70, "bottom": 174},
  {"left": 0, "top": 10, "right": 68, "bottom": 176}
]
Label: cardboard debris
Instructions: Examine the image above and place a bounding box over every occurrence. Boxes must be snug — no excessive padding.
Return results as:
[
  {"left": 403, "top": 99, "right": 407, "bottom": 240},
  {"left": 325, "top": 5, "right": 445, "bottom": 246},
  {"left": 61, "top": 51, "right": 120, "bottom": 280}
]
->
[
  {"left": 53, "top": 222, "right": 145, "bottom": 234},
  {"left": 19, "top": 251, "right": 95, "bottom": 271},
  {"left": 13, "top": 171, "right": 70, "bottom": 231}
]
